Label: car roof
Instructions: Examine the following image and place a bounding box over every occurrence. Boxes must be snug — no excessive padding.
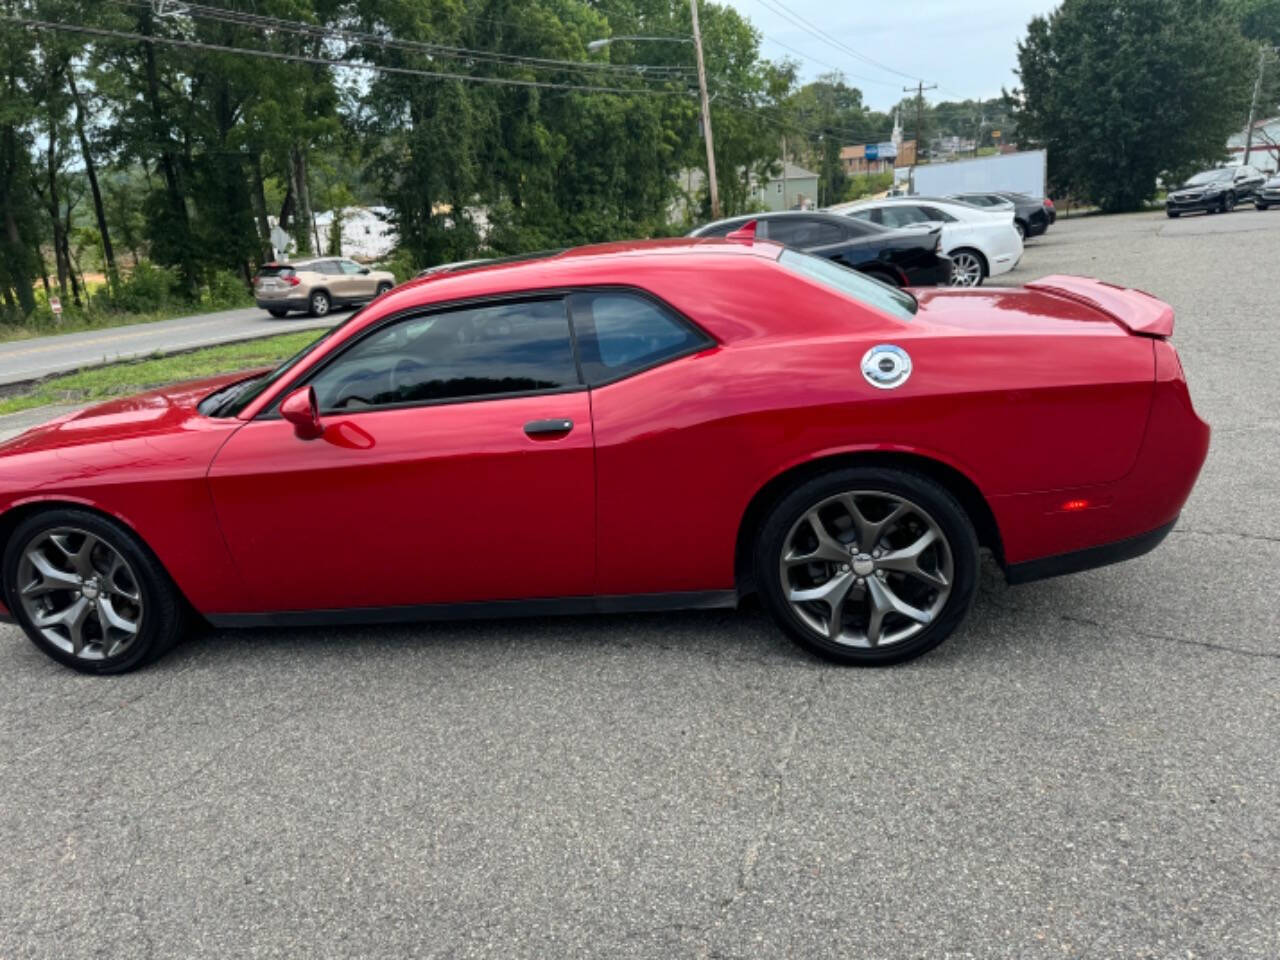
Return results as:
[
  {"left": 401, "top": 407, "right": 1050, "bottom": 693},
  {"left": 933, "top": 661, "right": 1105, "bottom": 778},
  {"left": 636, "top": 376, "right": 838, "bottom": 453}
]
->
[{"left": 692, "top": 210, "right": 862, "bottom": 233}]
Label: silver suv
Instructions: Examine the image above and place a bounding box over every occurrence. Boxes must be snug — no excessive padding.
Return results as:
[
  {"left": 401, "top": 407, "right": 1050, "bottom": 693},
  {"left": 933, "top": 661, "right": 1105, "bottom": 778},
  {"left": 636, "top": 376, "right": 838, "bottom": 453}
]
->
[{"left": 254, "top": 257, "right": 396, "bottom": 318}]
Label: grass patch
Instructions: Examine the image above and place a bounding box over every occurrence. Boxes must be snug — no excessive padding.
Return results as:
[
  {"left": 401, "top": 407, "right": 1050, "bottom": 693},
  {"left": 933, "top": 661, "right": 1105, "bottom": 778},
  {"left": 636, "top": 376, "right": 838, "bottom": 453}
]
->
[{"left": 0, "top": 330, "right": 321, "bottom": 416}]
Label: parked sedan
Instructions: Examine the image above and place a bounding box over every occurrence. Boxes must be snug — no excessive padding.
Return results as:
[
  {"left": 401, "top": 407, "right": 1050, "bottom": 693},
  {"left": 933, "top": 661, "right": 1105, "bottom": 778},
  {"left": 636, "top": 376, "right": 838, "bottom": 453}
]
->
[
  {"left": 0, "top": 238, "right": 1208, "bottom": 673},
  {"left": 688, "top": 211, "right": 950, "bottom": 286},
  {"left": 254, "top": 257, "right": 396, "bottom": 318},
  {"left": 949, "top": 192, "right": 1051, "bottom": 239},
  {"left": 1255, "top": 174, "right": 1280, "bottom": 210},
  {"left": 830, "top": 196, "right": 1023, "bottom": 287},
  {"left": 1165, "top": 165, "right": 1267, "bottom": 217}
]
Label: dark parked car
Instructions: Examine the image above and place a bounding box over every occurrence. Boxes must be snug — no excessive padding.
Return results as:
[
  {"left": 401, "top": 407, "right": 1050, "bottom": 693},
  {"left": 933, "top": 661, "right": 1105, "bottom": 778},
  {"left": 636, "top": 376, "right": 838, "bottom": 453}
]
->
[
  {"left": 689, "top": 212, "right": 950, "bottom": 287},
  {"left": 1166, "top": 165, "right": 1266, "bottom": 217},
  {"left": 1255, "top": 174, "right": 1280, "bottom": 210},
  {"left": 949, "top": 192, "right": 1051, "bottom": 239}
]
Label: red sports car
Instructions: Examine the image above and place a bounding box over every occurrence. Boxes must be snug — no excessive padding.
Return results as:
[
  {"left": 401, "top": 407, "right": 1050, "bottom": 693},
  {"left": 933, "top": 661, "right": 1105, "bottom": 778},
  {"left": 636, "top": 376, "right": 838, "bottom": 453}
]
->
[{"left": 0, "top": 233, "right": 1209, "bottom": 673}]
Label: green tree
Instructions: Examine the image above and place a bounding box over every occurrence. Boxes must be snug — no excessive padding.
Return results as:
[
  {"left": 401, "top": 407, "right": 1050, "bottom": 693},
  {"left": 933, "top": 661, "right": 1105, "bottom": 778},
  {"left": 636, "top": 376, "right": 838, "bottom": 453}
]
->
[{"left": 1013, "top": 0, "right": 1256, "bottom": 211}]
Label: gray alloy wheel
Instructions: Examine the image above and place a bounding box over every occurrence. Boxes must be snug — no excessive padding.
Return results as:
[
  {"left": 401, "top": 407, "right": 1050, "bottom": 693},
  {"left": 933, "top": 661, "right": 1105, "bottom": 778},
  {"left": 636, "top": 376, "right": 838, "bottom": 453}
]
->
[
  {"left": 15, "top": 528, "right": 144, "bottom": 662},
  {"left": 309, "top": 290, "right": 331, "bottom": 317},
  {"left": 949, "top": 250, "right": 985, "bottom": 287},
  {"left": 1222, "top": 191, "right": 1236, "bottom": 213},
  {"left": 778, "top": 491, "right": 954, "bottom": 649}
]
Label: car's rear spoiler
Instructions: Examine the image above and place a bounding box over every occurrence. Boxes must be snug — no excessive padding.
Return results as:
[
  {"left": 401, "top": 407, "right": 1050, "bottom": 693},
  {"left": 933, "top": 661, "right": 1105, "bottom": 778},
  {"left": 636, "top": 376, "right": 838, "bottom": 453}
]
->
[{"left": 1025, "top": 275, "right": 1174, "bottom": 338}]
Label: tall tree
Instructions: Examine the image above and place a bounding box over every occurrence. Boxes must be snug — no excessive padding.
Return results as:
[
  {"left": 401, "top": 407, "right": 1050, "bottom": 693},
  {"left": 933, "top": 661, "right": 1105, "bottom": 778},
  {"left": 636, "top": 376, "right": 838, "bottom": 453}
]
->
[{"left": 1013, "top": 0, "right": 1256, "bottom": 211}]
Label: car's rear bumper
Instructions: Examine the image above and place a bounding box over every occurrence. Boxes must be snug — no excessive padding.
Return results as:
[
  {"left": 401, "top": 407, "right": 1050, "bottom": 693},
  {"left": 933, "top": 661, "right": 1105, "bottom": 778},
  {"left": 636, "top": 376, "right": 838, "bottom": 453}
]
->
[
  {"left": 255, "top": 297, "right": 309, "bottom": 311},
  {"left": 991, "top": 340, "right": 1209, "bottom": 572},
  {"left": 1005, "top": 517, "right": 1177, "bottom": 584}
]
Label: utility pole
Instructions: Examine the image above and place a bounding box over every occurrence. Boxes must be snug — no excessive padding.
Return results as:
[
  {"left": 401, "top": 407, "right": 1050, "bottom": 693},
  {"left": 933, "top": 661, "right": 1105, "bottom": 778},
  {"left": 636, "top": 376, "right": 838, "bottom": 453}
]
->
[
  {"left": 690, "top": 0, "right": 720, "bottom": 218},
  {"left": 1244, "top": 46, "right": 1277, "bottom": 165},
  {"left": 904, "top": 80, "right": 937, "bottom": 162},
  {"left": 781, "top": 134, "right": 789, "bottom": 209}
]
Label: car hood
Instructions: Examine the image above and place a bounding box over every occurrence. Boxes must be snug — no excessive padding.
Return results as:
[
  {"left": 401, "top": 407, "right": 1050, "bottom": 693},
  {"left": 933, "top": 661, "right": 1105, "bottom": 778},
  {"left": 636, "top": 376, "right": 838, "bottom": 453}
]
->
[
  {"left": 0, "top": 370, "right": 264, "bottom": 456},
  {"left": 1174, "top": 180, "right": 1227, "bottom": 193}
]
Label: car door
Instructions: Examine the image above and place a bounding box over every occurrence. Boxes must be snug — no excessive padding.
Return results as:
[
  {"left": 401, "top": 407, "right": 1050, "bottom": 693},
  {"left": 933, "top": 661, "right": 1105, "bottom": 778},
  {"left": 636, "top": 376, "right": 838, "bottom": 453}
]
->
[
  {"left": 207, "top": 297, "right": 596, "bottom": 614},
  {"left": 339, "top": 258, "right": 377, "bottom": 299}
]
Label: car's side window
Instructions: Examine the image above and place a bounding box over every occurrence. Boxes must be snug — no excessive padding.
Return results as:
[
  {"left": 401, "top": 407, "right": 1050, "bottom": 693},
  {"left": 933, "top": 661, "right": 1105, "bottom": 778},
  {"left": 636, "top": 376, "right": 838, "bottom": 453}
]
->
[
  {"left": 307, "top": 298, "right": 580, "bottom": 412},
  {"left": 766, "top": 218, "right": 845, "bottom": 247},
  {"left": 919, "top": 206, "right": 957, "bottom": 222},
  {"left": 339, "top": 260, "right": 364, "bottom": 275},
  {"left": 568, "top": 291, "right": 709, "bottom": 385},
  {"left": 878, "top": 206, "right": 928, "bottom": 228}
]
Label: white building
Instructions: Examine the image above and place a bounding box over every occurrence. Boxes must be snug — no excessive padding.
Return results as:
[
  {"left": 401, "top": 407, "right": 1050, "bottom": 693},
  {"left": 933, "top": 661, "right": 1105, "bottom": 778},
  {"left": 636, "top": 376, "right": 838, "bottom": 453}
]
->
[
  {"left": 312, "top": 206, "right": 399, "bottom": 260},
  {"left": 1227, "top": 116, "right": 1280, "bottom": 174}
]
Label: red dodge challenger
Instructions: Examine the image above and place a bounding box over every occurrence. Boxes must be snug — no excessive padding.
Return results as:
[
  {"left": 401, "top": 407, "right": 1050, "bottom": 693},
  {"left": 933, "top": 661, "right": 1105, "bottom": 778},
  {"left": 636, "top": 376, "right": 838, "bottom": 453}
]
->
[{"left": 0, "top": 232, "right": 1209, "bottom": 673}]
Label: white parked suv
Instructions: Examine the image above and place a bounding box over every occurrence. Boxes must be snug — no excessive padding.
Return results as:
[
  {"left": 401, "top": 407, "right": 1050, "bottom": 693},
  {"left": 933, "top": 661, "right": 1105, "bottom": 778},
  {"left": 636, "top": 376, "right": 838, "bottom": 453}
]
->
[{"left": 827, "top": 196, "right": 1023, "bottom": 286}]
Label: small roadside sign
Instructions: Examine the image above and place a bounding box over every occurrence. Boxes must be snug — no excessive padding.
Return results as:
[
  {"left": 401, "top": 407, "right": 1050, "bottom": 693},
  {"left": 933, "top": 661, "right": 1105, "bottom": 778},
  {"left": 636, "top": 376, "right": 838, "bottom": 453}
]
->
[{"left": 49, "top": 296, "right": 62, "bottom": 317}]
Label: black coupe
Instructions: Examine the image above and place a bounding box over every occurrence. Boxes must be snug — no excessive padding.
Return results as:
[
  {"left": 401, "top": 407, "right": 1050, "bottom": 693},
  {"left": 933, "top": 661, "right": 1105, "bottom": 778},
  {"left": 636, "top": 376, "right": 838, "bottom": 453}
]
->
[{"left": 688, "top": 211, "right": 950, "bottom": 287}]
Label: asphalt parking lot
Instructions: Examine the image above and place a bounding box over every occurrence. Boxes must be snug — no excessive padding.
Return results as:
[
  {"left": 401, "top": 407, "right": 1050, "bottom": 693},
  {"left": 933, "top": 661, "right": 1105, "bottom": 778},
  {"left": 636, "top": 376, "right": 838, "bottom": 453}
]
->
[{"left": 2, "top": 209, "right": 1278, "bottom": 959}]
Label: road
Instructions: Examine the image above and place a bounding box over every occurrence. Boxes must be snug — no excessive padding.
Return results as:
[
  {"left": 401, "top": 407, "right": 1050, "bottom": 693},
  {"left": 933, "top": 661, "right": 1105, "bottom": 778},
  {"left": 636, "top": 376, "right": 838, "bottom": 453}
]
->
[
  {"left": 0, "top": 305, "right": 336, "bottom": 387},
  {"left": 2, "top": 209, "right": 1278, "bottom": 958}
]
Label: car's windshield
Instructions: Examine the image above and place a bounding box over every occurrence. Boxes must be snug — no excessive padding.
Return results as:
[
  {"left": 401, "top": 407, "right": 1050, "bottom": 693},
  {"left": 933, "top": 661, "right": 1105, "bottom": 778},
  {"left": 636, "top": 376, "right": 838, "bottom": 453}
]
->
[
  {"left": 1185, "top": 169, "right": 1231, "bottom": 186},
  {"left": 777, "top": 249, "right": 917, "bottom": 319},
  {"left": 201, "top": 315, "right": 358, "bottom": 417}
]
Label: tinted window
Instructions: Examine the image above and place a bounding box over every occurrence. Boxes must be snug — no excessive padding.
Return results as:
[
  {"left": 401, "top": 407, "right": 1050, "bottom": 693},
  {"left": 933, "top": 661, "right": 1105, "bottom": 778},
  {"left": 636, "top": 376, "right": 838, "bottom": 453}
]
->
[
  {"left": 308, "top": 299, "right": 579, "bottom": 411},
  {"left": 778, "top": 249, "right": 917, "bottom": 320},
  {"left": 918, "top": 205, "right": 957, "bottom": 222},
  {"left": 877, "top": 206, "right": 932, "bottom": 228},
  {"left": 765, "top": 218, "right": 845, "bottom": 247},
  {"left": 848, "top": 209, "right": 876, "bottom": 223},
  {"left": 842, "top": 217, "right": 884, "bottom": 237},
  {"left": 569, "top": 291, "right": 707, "bottom": 384},
  {"left": 339, "top": 260, "right": 364, "bottom": 275},
  {"left": 255, "top": 264, "right": 296, "bottom": 278}
]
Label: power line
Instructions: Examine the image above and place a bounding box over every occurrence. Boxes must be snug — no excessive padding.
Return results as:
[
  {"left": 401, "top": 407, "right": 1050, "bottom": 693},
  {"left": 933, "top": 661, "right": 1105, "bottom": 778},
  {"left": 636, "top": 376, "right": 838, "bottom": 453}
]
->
[
  {"left": 103, "top": 0, "right": 695, "bottom": 78},
  {"left": 751, "top": 0, "right": 926, "bottom": 84},
  {"left": 3, "top": 16, "right": 697, "bottom": 96}
]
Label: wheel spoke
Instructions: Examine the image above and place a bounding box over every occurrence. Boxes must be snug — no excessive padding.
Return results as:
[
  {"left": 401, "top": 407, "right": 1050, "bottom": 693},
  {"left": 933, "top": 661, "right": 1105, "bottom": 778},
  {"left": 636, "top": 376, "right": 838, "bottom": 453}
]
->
[
  {"left": 106, "top": 555, "right": 140, "bottom": 601},
  {"left": 789, "top": 571, "right": 855, "bottom": 640},
  {"left": 867, "top": 575, "right": 933, "bottom": 627},
  {"left": 21, "top": 551, "right": 80, "bottom": 596},
  {"left": 842, "top": 496, "right": 907, "bottom": 552},
  {"left": 50, "top": 532, "right": 100, "bottom": 578},
  {"left": 96, "top": 597, "right": 139, "bottom": 637},
  {"left": 876, "top": 528, "right": 947, "bottom": 587},
  {"left": 35, "top": 596, "right": 92, "bottom": 655},
  {"left": 784, "top": 509, "right": 851, "bottom": 565}
]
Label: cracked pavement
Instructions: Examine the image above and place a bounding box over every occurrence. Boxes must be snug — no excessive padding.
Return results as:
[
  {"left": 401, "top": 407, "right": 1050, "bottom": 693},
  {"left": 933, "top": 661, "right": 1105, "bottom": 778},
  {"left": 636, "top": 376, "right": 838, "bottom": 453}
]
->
[{"left": 2, "top": 209, "right": 1279, "bottom": 958}]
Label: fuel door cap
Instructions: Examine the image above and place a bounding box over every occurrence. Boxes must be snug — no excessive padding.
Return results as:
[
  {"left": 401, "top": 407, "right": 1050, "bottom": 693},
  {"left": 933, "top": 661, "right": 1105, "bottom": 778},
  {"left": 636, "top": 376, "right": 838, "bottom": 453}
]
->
[{"left": 861, "top": 344, "right": 912, "bottom": 389}]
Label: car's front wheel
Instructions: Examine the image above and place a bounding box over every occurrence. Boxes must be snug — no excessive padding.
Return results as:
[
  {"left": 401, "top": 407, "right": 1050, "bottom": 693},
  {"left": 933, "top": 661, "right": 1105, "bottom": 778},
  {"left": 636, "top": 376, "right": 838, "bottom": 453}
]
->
[
  {"left": 755, "top": 468, "right": 979, "bottom": 665},
  {"left": 309, "top": 290, "right": 331, "bottom": 317},
  {"left": 3, "top": 509, "right": 187, "bottom": 673},
  {"left": 375, "top": 281, "right": 393, "bottom": 297},
  {"left": 1258, "top": 202, "right": 1270, "bottom": 211},
  {"left": 948, "top": 249, "right": 986, "bottom": 287},
  {"left": 1222, "top": 191, "right": 1236, "bottom": 213}
]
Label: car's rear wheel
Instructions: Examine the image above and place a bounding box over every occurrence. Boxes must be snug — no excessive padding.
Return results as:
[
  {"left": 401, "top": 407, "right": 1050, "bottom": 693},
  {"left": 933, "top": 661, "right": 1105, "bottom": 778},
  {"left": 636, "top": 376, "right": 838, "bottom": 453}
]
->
[
  {"left": 1258, "top": 202, "right": 1269, "bottom": 211},
  {"left": 375, "top": 281, "right": 393, "bottom": 297},
  {"left": 1014, "top": 220, "right": 1026, "bottom": 240},
  {"left": 1222, "top": 191, "right": 1236, "bottom": 213},
  {"left": 755, "top": 468, "right": 979, "bottom": 665},
  {"left": 4, "top": 510, "right": 187, "bottom": 673},
  {"left": 309, "top": 290, "right": 331, "bottom": 317},
  {"left": 949, "top": 249, "right": 986, "bottom": 287},
  {"left": 268, "top": 307, "right": 289, "bottom": 318},
  {"left": 1166, "top": 210, "right": 1180, "bottom": 218}
]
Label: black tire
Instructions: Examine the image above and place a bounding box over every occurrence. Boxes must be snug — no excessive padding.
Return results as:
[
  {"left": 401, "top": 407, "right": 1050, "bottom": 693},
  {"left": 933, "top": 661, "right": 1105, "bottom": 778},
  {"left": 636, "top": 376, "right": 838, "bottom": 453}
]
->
[
  {"left": 1166, "top": 210, "right": 1179, "bottom": 218},
  {"left": 1014, "top": 219, "right": 1026, "bottom": 240},
  {"left": 754, "top": 468, "right": 980, "bottom": 666},
  {"left": 375, "top": 281, "right": 393, "bottom": 297},
  {"left": 268, "top": 307, "right": 289, "bottom": 318},
  {"left": 1222, "top": 191, "right": 1235, "bottom": 213},
  {"left": 1257, "top": 202, "right": 1269, "bottom": 211},
  {"left": 308, "top": 290, "right": 331, "bottom": 317},
  {"left": 3, "top": 509, "right": 187, "bottom": 674}
]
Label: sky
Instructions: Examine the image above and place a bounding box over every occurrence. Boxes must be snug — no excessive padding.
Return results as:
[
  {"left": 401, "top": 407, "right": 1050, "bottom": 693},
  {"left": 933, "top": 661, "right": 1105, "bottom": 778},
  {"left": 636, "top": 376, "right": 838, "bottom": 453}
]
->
[{"left": 719, "top": 0, "right": 1061, "bottom": 112}]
